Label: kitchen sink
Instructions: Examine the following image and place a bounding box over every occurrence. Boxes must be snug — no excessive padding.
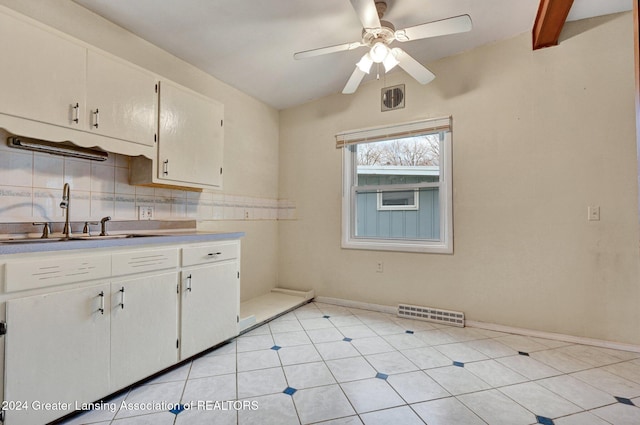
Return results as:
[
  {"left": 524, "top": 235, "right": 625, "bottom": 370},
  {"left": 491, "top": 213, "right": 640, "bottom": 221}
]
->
[
  {"left": 0, "top": 237, "right": 71, "bottom": 244},
  {"left": 1, "top": 234, "right": 163, "bottom": 244},
  {"left": 70, "top": 234, "right": 162, "bottom": 240}
]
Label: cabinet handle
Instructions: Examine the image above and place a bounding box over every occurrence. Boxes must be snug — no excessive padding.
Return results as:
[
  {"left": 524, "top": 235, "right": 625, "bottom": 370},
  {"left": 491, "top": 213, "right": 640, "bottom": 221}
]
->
[
  {"left": 98, "top": 291, "right": 105, "bottom": 315},
  {"left": 93, "top": 108, "right": 100, "bottom": 128},
  {"left": 207, "top": 252, "right": 222, "bottom": 257},
  {"left": 72, "top": 102, "right": 80, "bottom": 124},
  {"left": 162, "top": 159, "right": 169, "bottom": 176},
  {"left": 119, "top": 286, "right": 125, "bottom": 309},
  {"left": 186, "top": 274, "right": 192, "bottom": 292}
]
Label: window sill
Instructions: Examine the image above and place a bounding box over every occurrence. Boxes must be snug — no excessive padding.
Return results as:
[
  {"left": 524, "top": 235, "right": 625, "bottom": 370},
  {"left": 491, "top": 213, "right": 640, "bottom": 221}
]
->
[{"left": 341, "top": 238, "right": 453, "bottom": 254}]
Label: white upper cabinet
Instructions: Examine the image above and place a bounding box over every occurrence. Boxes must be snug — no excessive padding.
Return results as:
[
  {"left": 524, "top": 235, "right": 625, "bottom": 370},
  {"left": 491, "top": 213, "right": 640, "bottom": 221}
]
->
[
  {"left": 157, "top": 80, "right": 224, "bottom": 188},
  {"left": 86, "top": 51, "right": 158, "bottom": 147},
  {"left": 0, "top": 10, "right": 86, "bottom": 129}
]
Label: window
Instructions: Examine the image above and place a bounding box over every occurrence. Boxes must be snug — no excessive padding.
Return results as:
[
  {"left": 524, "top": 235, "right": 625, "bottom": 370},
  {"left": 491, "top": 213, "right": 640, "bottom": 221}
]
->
[{"left": 338, "top": 117, "right": 453, "bottom": 253}]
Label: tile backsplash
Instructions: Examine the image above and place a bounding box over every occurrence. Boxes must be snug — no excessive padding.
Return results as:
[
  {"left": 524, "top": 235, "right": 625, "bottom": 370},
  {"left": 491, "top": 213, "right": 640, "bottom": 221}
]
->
[{"left": 0, "top": 132, "right": 295, "bottom": 223}]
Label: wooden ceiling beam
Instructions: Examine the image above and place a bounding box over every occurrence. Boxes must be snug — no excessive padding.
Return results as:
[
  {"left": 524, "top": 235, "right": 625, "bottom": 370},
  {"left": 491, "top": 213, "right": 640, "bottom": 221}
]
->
[{"left": 532, "top": 0, "right": 575, "bottom": 50}]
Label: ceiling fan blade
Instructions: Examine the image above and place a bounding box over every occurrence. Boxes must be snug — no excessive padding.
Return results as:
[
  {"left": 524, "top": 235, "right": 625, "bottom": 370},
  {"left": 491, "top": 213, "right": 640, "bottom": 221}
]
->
[
  {"left": 294, "top": 41, "right": 363, "bottom": 60},
  {"left": 395, "top": 14, "right": 472, "bottom": 42},
  {"left": 349, "top": 0, "right": 381, "bottom": 31},
  {"left": 393, "top": 48, "right": 435, "bottom": 84},
  {"left": 343, "top": 67, "right": 367, "bottom": 94}
]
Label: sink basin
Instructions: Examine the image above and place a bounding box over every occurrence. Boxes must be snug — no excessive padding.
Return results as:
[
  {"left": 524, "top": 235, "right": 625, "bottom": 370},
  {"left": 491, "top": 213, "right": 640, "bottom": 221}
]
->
[
  {"left": 0, "top": 237, "right": 72, "bottom": 244},
  {"left": 1, "top": 234, "right": 163, "bottom": 244},
  {"left": 70, "top": 234, "right": 161, "bottom": 240}
]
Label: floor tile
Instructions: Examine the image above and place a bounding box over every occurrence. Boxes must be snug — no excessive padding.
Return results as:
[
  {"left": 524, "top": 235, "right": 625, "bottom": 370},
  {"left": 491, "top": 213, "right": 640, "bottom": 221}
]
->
[
  {"left": 115, "top": 381, "right": 185, "bottom": 419},
  {"left": 434, "top": 342, "right": 489, "bottom": 363},
  {"left": 340, "top": 378, "right": 405, "bottom": 413},
  {"left": 386, "top": 370, "right": 450, "bottom": 403},
  {"left": 335, "top": 324, "right": 378, "bottom": 339},
  {"left": 498, "top": 381, "right": 582, "bottom": 418},
  {"left": 112, "top": 412, "right": 177, "bottom": 424},
  {"left": 458, "top": 389, "right": 536, "bottom": 425},
  {"left": 553, "top": 411, "right": 611, "bottom": 425},
  {"left": 465, "top": 338, "right": 519, "bottom": 358},
  {"left": 367, "top": 322, "right": 407, "bottom": 336},
  {"left": 315, "top": 340, "right": 361, "bottom": 360},
  {"left": 61, "top": 392, "right": 127, "bottom": 424},
  {"left": 392, "top": 318, "right": 438, "bottom": 331},
  {"left": 537, "top": 374, "right": 614, "bottom": 409},
  {"left": 242, "top": 326, "right": 272, "bottom": 337},
  {"left": 300, "top": 317, "right": 336, "bottom": 330},
  {"left": 237, "top": 393, "right": 300, "bottom": 425},
  {"left": 494, "top": 335, "right": 549, "bottom": 352},
  {"left": 273, "top": 331, "right": 313, "bottom": 347},
  {"left": 144, "top": 362, "right": 191, "bottom": 385},
  {"left": 206, "top": 340, "right": 236, "bottom": 356},
  {"left": 529, "top": 348, "right": 593, "bottom": 373},
  {"left": 326, "top": 356, "right": 377, "bottom": 382},
  {"left": 349, "top": 335, "right": 396, "bottom": 355},
  {"left": 360, "top": 405, "right": 425, "bottom": 425},
  {"left": 414, "top": 329, "right": 459, "bottom": 345},
  {"left": 464, "top": 359, "right": 529, "bottom": 387},
  {"left": 181, "top": 373, "right": 236, "bottom": 403},
  {"left": 400, "top": 346, "right": 454, "bottom": 369},
  {"left": 571, "top": 367, "right": 640, "bottom": 398},
  {"left": 237, "top": 334, "right": 275, "bottom": 352},
  {"left": 365, "top": 351, "right": 419, "bottom": 374},
  {"left": 314, "top": 416, "right": 363, "bottom": 425},
  {"left": 269, "top": 320, "right": 304, "bottom": 334},
  {"left": 174, "top": 406, "right": 237, "bottom": 425},
  {"left": 555, "top": 344, "right": 623, "bottom": 367},
  {"left": 190, "top": 353, "right": 236, "bottom": 379},
  {"left": 412, "top": 397, "right": 486, "bottom": 425},
  {"left": 328, "top": 315, "right": 366, "bottom": 327},
  {"left": 382, "top": 333, "right": 428, "bottom": 350},
  {"left": 306, "top": 328, "right": 345, "bottom": 343},
  {"left": 496, "top": 354, "right": 563, "bottom": 380},
  {"left": 237, "top": 367, "right": 288, "bottom": 399},
  {"left": 237, "top": 349, "right": 282, "bottom": 372},
  {"left": 441, "top": 327, "right": 487, "bottom": 342},
  {"left": 425, "top": 365, "right": 492, "bottom": 395},
  {"left": 293, "top": 384, "right": 356, "bottom": 424},
  {"left": 590, "top": 403, "right": 640, "bottom": 425},
  {"left": 278, "top": 344, "right": 323, "bottom": 366},
  {"left": 602, "top": 360, "right": 640, "bottom": 384},
  {"left": 596, "top": 347, "right": 640, "bottom": 361},
  {"left": 283, "top": 361, "right": 336, "bottom": 389}
]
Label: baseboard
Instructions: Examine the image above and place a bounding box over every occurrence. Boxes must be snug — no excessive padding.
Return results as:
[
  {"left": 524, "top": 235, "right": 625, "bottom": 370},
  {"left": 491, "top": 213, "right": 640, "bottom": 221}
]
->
[{"left": 315, "top": 296, "right": 640, "bottom": 353}]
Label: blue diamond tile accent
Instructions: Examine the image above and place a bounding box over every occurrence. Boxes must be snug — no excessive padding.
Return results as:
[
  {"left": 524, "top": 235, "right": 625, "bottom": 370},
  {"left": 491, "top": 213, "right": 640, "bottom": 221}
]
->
[
  {"left": 283, "top": 387, "right": 297, "bottom": 396},
  {"left": 453, "top": 361, "right": 464, "bottom": 367},
  {"left": 375, "top": 372, "right": 389, "bottom": 380},
  {"left": 518, "top": 351, "right": 530, "bottom": 356},
  {"left": 271, "top": 345, "right": 282, "bottom": 351},
  {"left": 343, "top": 337, "right": 353, "bottom": 342},
  {"left": 615, "top": 396, "right": 635, "bottom": 406},
  {"left": 169, "top": 404, "right": 185, "bottom": 415},
  {"left": 323, "top": 315, "right": 330, "bottom": 319},
  {"left": 405, "top": 330, "right": 414, "bottom": 334},
  {"left": 536, "top": 416, "right": 554, "bottom": 425}
]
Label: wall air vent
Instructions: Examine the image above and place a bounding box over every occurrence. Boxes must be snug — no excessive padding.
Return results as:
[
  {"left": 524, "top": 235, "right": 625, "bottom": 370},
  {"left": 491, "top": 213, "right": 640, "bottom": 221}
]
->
[
  {"left": 7, "top": 136, "right": 108, "bottom": 161},
  {"left": 398, "top": 303, "right": 465, "bottom": 327},
  {"left": 381, "top": 84, "right": 405, "bottom": 112}
]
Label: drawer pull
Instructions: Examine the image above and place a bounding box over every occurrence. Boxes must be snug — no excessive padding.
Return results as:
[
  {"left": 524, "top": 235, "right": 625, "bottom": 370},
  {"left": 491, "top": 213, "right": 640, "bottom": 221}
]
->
[
  {"left": 119, "top": 287, "right": 125, "bottom": 310},
  {"left": 207, "top": 252, "right": 222, "bottom": 257},
  {"left": 186, "top": 274, "right": 192, "bottom": 292},
  {"left": 98, "top": 291, "right": 105, "bottom": 315}
]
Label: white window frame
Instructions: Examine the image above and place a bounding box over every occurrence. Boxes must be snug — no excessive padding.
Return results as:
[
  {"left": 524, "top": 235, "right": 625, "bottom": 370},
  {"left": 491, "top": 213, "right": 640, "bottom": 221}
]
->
[
  {"left": 376, "top": 189, "right": 419, "bottom": 211},
  {"left": 339, "top": 117, "right": 453, "bottom": 254}
]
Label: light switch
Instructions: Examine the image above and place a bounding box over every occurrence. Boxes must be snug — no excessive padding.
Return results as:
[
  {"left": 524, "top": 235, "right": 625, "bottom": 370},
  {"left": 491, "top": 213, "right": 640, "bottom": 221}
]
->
[{"left": 588, "top": 206, "right": 600, "bottom": 221}]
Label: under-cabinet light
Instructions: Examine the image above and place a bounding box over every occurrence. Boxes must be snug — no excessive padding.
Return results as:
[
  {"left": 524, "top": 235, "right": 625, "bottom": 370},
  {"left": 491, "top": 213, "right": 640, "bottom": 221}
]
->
[{"left": 7, "top": 136, "right": 108, "bottom": 161}]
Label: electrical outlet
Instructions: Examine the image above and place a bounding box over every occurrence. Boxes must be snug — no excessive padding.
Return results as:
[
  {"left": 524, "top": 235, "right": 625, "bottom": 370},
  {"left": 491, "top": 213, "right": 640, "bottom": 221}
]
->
[
  {"left": 138, "top": 206, "right": 154, "bottom": 220},
  {"left": 376, "top": 262, "right": 384, "bottom": 273},
  {"left": 588, "top": 206, "right": 600, "bottom": 221}
]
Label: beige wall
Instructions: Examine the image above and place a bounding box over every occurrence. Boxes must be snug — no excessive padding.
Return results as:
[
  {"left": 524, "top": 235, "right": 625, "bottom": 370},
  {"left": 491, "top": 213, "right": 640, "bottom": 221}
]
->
[
  {"left": 0, "top": 0, "right": 281, "bottom": 300},
  {"left": 279, "top": 13, "right": 640, "bottom": 344}
]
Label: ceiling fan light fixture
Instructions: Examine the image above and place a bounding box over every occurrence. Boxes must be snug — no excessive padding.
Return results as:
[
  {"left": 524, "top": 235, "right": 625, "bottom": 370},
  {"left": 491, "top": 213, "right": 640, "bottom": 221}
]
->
[
  {"left": 382, "top": 49, "right": 399, "bottom": 71},
  {"left": 356, "top": 53, "right": 374, "bottom": 73},
  {"left": 370, "top": 41, "right": 389, "bottom": 63}
]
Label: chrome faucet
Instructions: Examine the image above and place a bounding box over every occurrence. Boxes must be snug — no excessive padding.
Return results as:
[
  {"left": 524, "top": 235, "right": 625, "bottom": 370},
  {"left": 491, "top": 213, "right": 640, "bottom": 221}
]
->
[
  {"left": 100, "top": 216, "right": 111, "bottom": 236},
  {"left": 60, "top": 183, "right": 71, "bottom": 238}
]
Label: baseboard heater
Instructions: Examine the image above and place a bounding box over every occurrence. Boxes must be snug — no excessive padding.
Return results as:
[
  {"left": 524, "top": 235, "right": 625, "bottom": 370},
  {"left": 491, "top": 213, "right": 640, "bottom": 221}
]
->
[{"left": 398, "top": 303, "right": 465, "bottom": 327}]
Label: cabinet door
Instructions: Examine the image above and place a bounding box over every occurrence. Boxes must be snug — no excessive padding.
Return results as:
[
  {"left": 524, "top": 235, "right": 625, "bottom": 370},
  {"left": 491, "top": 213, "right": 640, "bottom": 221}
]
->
[
  {"left": 0, "top": 10, "right": 86, "bottom": 129},
  {"left": 180, "top": 261, "right": 239, "bottom": 359},
  {"left": 157, "top": 80, "right": 224, "bottom": 187},
  {"left": 4, "top": 284, "right": 110, "bottom": 425},
  {"left": 110, "top": 272, "right": 178, "bottom": 390},
  {"left": 87, "top": 51, "right": 158, "bottom": 147}
]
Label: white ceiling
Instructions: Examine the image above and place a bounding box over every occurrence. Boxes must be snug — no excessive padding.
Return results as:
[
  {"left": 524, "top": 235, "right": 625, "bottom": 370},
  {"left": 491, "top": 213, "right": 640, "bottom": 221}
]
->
[{"left": 73, "top": 0, "right": 632, "bottom": 110}]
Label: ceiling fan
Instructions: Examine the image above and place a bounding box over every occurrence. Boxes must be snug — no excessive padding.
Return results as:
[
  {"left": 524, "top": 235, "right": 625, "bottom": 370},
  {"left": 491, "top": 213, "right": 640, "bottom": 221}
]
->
[{"left": 294, "top": 0, "right": 472, "bottom": 94}]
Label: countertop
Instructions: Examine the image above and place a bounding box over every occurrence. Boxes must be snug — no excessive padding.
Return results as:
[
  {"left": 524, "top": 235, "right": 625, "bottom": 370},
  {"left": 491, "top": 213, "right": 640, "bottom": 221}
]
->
[{"left": 0, "top": 222, "right": 244, "bottom": 255}]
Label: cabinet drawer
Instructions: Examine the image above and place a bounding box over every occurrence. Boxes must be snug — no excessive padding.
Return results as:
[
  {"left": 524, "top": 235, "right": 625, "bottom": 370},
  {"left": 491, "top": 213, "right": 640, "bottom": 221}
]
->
[
  {"left": 4, "top": 254, "right": 110, "bottom": 292},
  {"left": 112, "top": 247, "right": 178, "bottom": 276},
  {"left": 182, "top": 242, "right": 238, "bottom": 267}
]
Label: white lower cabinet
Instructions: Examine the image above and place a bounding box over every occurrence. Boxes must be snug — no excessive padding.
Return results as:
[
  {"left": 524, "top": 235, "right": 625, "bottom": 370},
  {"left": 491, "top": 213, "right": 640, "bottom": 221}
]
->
[
  {"left": 180, "top": 262, "right": 239, "bottom": 359},
  {"left": 110, "top": 272, "right": 178, "bottom": 390},
  {"left": 4, "top": 283, "right": 111, "bottom": 425}
]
